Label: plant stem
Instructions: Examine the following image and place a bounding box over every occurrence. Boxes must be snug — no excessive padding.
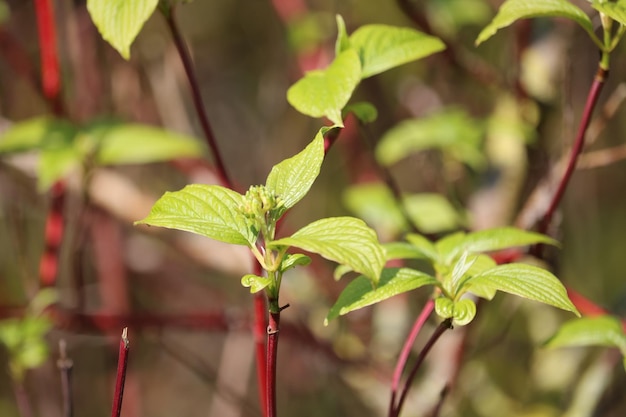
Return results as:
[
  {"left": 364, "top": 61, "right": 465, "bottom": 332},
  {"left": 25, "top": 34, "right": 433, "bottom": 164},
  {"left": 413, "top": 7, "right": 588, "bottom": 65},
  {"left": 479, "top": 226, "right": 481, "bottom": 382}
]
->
[
  {"left": 392, "top": 319, "right": 453, "bottom": 417},
  {"left": 12, "top": 380, "right": 33, "bottom": 417},
  {"left": 110, "top": 328, "right": 130, "bottom": 417},
  {"left": 254, "top": 291, "right": 268, "bottom": 416},
  {"left": 39, "top": 181, "right": 66, "bottom": 287},
  {"left": 536, "top": 67, "right": 607, "bottom": 236},
  {"left": 162, "top": 4, "right": 232, "bottom": 187},
  {"left": 388, "top": 299, "right": 435, "bottom": 417},
  {"left": 57, "top": 339, "right": 74, "bottom": 417},
  {"left": 266, "top": 308, "right": 281, "bottom": 417},
  {"left": 34, "top": 0, "right": 64, "bottom": 115}
]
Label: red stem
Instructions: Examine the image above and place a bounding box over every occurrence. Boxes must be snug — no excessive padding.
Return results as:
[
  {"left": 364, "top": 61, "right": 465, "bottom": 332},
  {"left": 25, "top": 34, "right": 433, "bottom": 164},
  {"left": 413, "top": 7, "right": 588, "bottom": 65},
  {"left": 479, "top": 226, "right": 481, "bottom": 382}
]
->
[
  {"left": 110, "top": 328, "right": 130, "bottom": 417},
  {"left": 392, "top": 319, "right": 453, "bottom": 417},
  {"left": 254, "top": 291, "right": 268, "bottom": 416},
  {"left": 389, "top": 299, "right": 435, "bottom": 416},
  {"left": 33, "top": 0, "right": 63, "bottom": 115},
  {"left": 163, "top": 5, "right": 232, "bottom": 188},
  {"left": 266, "top": 311, "right": 281, "bottom": 417},
  {"left": 537, "top": 67, "right": 607, "bottom": 235},
  {"left": 39, "top": 181, "right": 66, "bottom": 287}
]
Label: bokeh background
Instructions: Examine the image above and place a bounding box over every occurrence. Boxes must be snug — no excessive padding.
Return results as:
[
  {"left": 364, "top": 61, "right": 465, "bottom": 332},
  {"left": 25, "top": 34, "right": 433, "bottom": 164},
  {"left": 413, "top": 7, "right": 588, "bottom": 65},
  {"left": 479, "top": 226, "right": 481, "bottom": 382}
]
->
[{"left": 1, "top": 0, "right": 625, "bottom": 416}]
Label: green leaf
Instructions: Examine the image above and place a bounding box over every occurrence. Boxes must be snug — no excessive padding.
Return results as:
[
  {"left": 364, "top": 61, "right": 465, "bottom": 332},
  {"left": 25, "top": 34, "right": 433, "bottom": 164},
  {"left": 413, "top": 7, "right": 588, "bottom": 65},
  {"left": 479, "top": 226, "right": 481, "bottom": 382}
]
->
[
  {"left": 344, "top": 102, "right": 378, "bottom": 124},
  {"left": 241, "top": 274, "right": 273, "bottom": 294},
  {"left": 271, "top": 217, "right": 385, "bottom": 283},
  {"left": 29, "top": 289, "right": 58, "bottom": 316},
  {"left": 349, "top": 24, "right": 445, "bottom": 78},
  {"left": 86, "top": 0, "right": 159, "bottom": 59},
  {"left": 335, "top": 14, "right": 350, "bottom": 55},
  {"left": 475, "top": 0, "right": 595, "bottom": 46},
  {"left": 435, "top": 297, "right": 476, "bottom": 326},
  {"left": 376, "top": 109, "right": 484, "bottom": 167},
  {"left": 87, "top": 122, "right": 204, "bottom": 165},
  {"left": 384, "top": 241, "right": 431, "bottom": 261},
  {"left": 405, "top": 233, "right": 439, "bottom": 261},
  {"left": 0, "top": 118, "right": 77, "bottom": 153},
  {"left": 464, "top": 264, "right": 580, "bottom": 316},
  {"left": 403, "top": 193, "right": 464, "bottom": 234},
  {"left": 135, "top": 184, "right": 254, "bottom": 246},
  {"left": 38, "top": 146, "right": 83, "bottom": 191},
  {"left": 265, "top": 128, "right": 325, "bottom": 210},
  {"left": 464, "top": 255, "right": 497, "bottom": 299},
  {"left": 434, "top": 232, "right": 466, "bottom": 265},
  {"left": 287, "top": 49, "right": 361, "bottom": 126},
  {"left": 342, "top": 183, "right": 406, "bottom": 236},
  {"left": 592, "top": 1, "right": 626, "bottom": 27},
  {"left": 0, "top": 320, "right": 21, "bottom": 350},
  {"left": 17, "top": 340, "right": 48, "bottom": 369},
  {"left": 447, "top": 252, "right": 476, "bottom": 295},
  {"left": 333, "top": 264, "right": 353, "bottom": 281},
  {"left": 280, "top": 254, "right": 312, "bottom": 272},
  {"left": 326, "top": 268, "right": 438, "bottom": 324},
  {"left": 546, "top": 316, "right": 626, "bottom": 354}
]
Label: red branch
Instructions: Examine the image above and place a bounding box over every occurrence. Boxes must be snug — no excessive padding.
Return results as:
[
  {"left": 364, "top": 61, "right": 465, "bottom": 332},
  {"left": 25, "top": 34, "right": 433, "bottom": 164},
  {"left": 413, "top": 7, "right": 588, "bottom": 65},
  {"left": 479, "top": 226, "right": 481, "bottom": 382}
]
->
[
  {"left": 110, "top": 328, "right": 130, "bottom": 417},
  {"left": 39, "top": 181, "right": 66, "bottom": 287},
  {"left": 34, "top": 0, "right": 63, "bottom": 114}
]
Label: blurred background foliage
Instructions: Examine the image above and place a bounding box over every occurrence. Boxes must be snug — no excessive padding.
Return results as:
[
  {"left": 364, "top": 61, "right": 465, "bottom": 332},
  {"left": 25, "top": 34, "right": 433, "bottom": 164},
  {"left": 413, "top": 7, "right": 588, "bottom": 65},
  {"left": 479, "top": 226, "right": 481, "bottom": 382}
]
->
[{"left": 0, "top": 0, "right": 625, "bottom": 416}]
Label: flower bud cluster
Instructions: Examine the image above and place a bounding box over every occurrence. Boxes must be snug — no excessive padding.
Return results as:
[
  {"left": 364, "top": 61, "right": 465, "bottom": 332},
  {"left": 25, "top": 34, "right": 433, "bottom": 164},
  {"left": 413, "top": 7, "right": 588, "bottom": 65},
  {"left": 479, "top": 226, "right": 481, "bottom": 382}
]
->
[{"left": 239, "top": 185, "right": 285, "bottom": 239}]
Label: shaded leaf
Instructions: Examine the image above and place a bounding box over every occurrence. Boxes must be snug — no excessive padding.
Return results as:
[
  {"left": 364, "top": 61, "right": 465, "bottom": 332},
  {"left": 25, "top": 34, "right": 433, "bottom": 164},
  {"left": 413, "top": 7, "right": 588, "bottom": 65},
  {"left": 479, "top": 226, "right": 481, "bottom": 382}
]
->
[
  {"left": 87, "top": 0, "right": 159, "bottom": 59},
  {"left": 272, "top": 217, "right": 385, "bottom": 282},
  {"left": 344, "top": 102, "right": 378, "bottom": 124},
  {"left": 326, "top": 268, "right": 438, "bottom": 324},
  {"left": 89, "top": 123, "right": 204, "bottom": 165},
  {"left": 287, "top": 49, "right": 361, "bottom": 126},
  {"left": 349, "top": 24, "right": 445, "bottom": 78},
  {"left": 135, "top": 184, "right": 254, "bottom": 246},
  {"left": 266, "top": 128, "right": 324, "bottom": 209},
  {"left": 592, "top": 1, "right": 626, "bottom": 27},
  {"left": 546, "top": 316, "right": 626, "bottom": 354},
  {"left": 0, "top": 118, "right": 77, "bottom": 153},
  {"left": 464, "top": 264, "right": 580, "bottom": 315},
  {"left": 280, "top": 254, "right": 311, "bottom": 272},
  {"left": 476, "top": 0, "right": 595, "bottom": 46},
  {"left": 403, "top": 193, "right": 464, "bottom": 234},
  {"left": 376, "top": 109, "right": 484, "bottom": 167},
  {"left": 343, "top": 183, "right": 406, "bottom": 236}
]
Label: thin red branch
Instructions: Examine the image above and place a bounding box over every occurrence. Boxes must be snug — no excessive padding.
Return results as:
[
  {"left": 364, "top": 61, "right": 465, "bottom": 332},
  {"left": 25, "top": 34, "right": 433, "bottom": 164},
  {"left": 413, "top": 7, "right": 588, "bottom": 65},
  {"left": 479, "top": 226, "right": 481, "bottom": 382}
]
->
[
  {"left": 392, "top": 319, "right": 453, "bottom": 417},
  {"left": 254, "top": 291, "right": 268, "bottom": 416},
  {"left": 389, "top": 299, "right": 434, "bottom": 417},
  {"left": 537, "top": 68, "right": 608, "bottom": 235},
  {"left": 39, "top": 181, "right": 66, "bottom": 287},
  {"left": 163, "top": 5, "right": 232, "bottom": 188},
  {"left": 266, "top": 311, "right": 281, "bottom": 417},
  {"left": 34, "top": 0, "right": 63, "bottom": 115},
  {"left": 110, "top": 328, "right": 130, "bottom": 417}
]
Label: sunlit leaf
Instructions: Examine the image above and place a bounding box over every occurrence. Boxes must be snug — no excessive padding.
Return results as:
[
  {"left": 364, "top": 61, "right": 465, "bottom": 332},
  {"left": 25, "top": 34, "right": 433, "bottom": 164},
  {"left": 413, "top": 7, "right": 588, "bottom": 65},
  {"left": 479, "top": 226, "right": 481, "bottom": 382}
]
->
[
  {"left": 464, "top": 264, "right": 580, "bottom": 315},
  {"left": 326, "top": 268, "right": 438, "bottom": 324},
  {"left": 135, "top": 184, "right": 254, "bottom": 246},
  {"left": 376, "top": 109, "right": 484, "bottom": 167},
  {"left": 335, "top": 14, "right": 350, "bottom": 55},
  {"left": 241, "top": 274, "right": 272, "bottom": 294},
  {"left": 272, "top": 217, "right": 385, "bottom": 282},
  {"left": 0, "top": 118, "right": 77, "bottom": 153},
  {"left": 406, "top": 233, "right": 439, "bottom": 261},
  {"left": 87, "top": 0, "right": 159, "bottom": 59},
  {"left": 88, "top": 123, "right": 204, "bottom": 165},
  {"left": 266, "top": 128, "right": 325, "bottom": 210},
  {"left": 287, "top": 49, "right": 361, "bottom": 126},
  {"left": 592, "top": 1, "right": 626, "bottom": 27},
  {"left": 435, "top": 297, "right": 476, "bottom": 326},
  {"left": 349, "top": 24, "right": 445, "bottom": 78},
  {"left": 476, "top": 0, "right": 595, "bottom": 46}
]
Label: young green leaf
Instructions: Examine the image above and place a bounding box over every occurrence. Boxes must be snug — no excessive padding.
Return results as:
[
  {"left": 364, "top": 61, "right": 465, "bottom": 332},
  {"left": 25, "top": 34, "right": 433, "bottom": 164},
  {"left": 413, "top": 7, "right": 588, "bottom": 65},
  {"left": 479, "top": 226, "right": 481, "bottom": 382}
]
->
[
  {"left": 349, "top": 24, "right": 445, "bottom": 78},
  {"left": 86, "top": 0, "right": 159, "bottom": 59},
  {"left": 592, "top": 1, "right": 626, "bottom": 27},
  {"left": 325, "top": 268, "right": 438, "bottom": 324},
  {"left": 280, "top": 254, "right": 312, "bottom": 272},
  {"left": 241, "top": 274, "right": 273, "bottom": 294},
  {"left": 475, "top": 0, "right": 595, "bottom": 46},
  {"left": 406, "top": 233, "right": 439, "bottom": 262},
  {"left": 335, "top": 14, "right": 350, "bottom": 55},
  {"left": 546, "top": 316, "right": 626, "bottom": 354},
  {"left": 447, "top": 252, "right": 476, "bottom": 295},
  {"left": 271, "top": 217, "right": 385, "bottom": 283},
  {"left": 287, "top": 49, "right": 361, "bottom": 127},
  {"left": 342, "top": 182, "right": 406, "bottom": 236},
  {"left": 344, "top": 102, "right": 378, "bottom": 124},
  {"left": 384, "top": 241, "right": 431, "bottom": 261},
  {"left": 135, "top": 184, "right": 255, "bottom": 246},
  {"left": 403, "top": 193, "right": 464, "bottom": 234},
  {"left": 435, "top": 297, "right": 476, "bottom": 326},
  {"left": 265, "top": 128, "right": 325, "bottom": 210},
  {"left": 38, "top": 147, "right": 83, "bottom": 191},
  {"left": 88, "top": 123, "right": 204, "bottom": 165},
  {"left": 464, "top": 264, "right": 580, "bottom": 316}
]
